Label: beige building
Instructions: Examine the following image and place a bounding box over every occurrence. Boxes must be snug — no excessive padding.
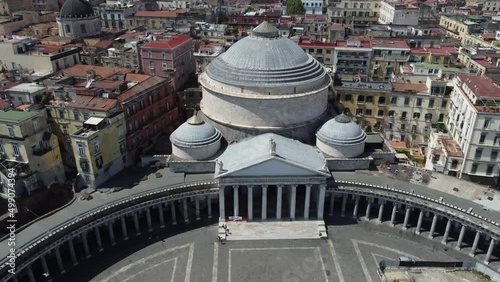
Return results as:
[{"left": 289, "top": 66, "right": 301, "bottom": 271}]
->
[
  {"left": 0, "top": 11, "right": 57, "bottom": 35},
  {"left": 0, "top": 109, "right": 65, "bottom": 194},
  {"left": 0, "top": 0, "right": 34, "bottom": 15},
  {"left": 327, "top": 0, "right": 380, "bottom": 26}
]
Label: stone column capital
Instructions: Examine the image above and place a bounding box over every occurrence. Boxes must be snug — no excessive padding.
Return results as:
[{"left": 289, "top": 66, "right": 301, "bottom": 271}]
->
[
  {"left": 261, "top": 185, "right": 268, "bottom": 189},
  {"left": 305, "top": 184, "right": 313, "bottom": 188},
  {"left": 232, "top": 185, "right": 239, "bottom": 189},
  {"left": 247, "top": 185, "right": 254, "bottom": 189}
]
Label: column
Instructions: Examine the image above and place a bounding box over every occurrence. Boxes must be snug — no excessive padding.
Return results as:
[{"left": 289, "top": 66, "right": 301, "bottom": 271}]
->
[
  {"left": 133, "top": 212, "right": 141, "bottom": 235},
  {"left": 248, "top": 186, "right": 254, "bottom": 221},
  {"left": 219, "top": 186, "right": 225, "bottom": 221},
  {"left": 207, "top": 195, "right": 212, "bottom": 219},
  {"left": 377, "top": 201, "right": 385, "bottom": 223},
  {"left": 390, "top": 203, "right": 397, "bottom": 226},
  {"left": 108, "top": 222, "right": 116, "bottom": 245},
  {"left": 95, "top": 226, "right": 103, "bottom": 252},
  {"left": 485, "top": 238, "right": 496, "bottom": 264},
  {"left": 121, "top": 216, "right": 128, "bottom": 240},
  {"left": 195, "top": 197, "right": 200, "bottom": 220},
  {"left": 352, "top": 196, "right": 360, "bottom": 219},
  {"left": 470, "top": 231, "right": 481, "bottom": 257},
  {"left": 455, "top": 224, "right": 466, "bottom": 250},
  {"left": 55, "top": 246, "right": 65, "bottom": 274},
  {"left": 40, "top": 255, "right": 49, "bottom": 276},
  {"left": 145, "top": 208, "right": 152, "bottom": 231},
  {"left": 289, "top": 185, "right": 296, "bottom": 220},
  {"left": 276, "top": 185, "right": 283, "bottom": 219},
  {"left": 158, "top": 204, "right": 165, "bottom": 228},
  {"left": 262, "top": 185, "right": 268, "bottom": 220},
  {"left": 415, "top": 210, "right": 424, "bottom": 235},
  {"left": 26, "top": 265, "right": 35, "bottom": 282},
  {"left": 442, "top": 218, "right": 452, "bottom": 244},
  {"left": 183, "top": 198, "right": 189, "bottom": 223},
  {"left": 233, "top": 185, "right": 239, "bottom": 217},
  {"left": 402, "top": 206, "right": 411, "bottom": 230},
  {"left": 81, "top": 232, "right": 91, "bottom": 258},
  {"left": 68, "top": 239, "right": 78, "bottom": 266},
  {"left": 304, "top": 184, "right": 311, "bottom": 219},
  {"left": 317, "top": 184, "right": 326, "bottom": 220},
  {"left": 171, "top": 201, "right": 177, "bottom": 225},
  {"left": 341, "top": 194, "right": 347, "bottom": 217},
  {"left": 429, "top": 214, "right": 438, "bottom": 239},
  {"left": 365, "top": 198, "right": 372, "bottom": 220},
  {"left": 328, "top": 192, "right": 334, "bottom": 216}
]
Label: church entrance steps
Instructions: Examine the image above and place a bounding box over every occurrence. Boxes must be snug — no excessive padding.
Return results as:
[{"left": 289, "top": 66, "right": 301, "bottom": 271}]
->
[{"left": 221, "top": 220, "right": 327, "bottom": 241}]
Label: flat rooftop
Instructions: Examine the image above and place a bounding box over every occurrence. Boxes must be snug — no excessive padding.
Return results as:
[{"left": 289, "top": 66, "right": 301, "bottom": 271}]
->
[{"left": 382, "top": 268, "right": 491, "bottom": 282}]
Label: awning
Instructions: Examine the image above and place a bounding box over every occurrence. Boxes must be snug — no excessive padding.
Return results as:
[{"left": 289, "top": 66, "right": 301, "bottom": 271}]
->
[{"left": 84, "top": 117, "right": 104, "bottom": 126}]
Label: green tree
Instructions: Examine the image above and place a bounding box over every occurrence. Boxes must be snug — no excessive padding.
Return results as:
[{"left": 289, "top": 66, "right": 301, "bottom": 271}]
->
[{"left": 286, "top": 0, "right": 305, "bottom": 15}]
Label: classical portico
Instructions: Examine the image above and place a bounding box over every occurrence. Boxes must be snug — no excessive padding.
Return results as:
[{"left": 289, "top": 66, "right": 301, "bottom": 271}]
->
[{"left": 215, "top": 133, "right": 331, "bottom": 223}]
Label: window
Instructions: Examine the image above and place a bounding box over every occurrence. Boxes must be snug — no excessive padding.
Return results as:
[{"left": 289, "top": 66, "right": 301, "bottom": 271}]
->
[
  {"left": 73, "top": 111, "right": 80, "bottom": 121},
  {"left": 80, "top": 160, "right": 89, "bottom": 172},
  {"left": 7, "top": 125, "right": 14, "bottom": 137},
  {"left": 11, "top": 143, "right": 20, "bottom": 157},
  {"left": 401, "top": 124, "right": 406, "bottom": 130},
  {"left": 59, "top": 110, "right": 64, "bottom": 119},
  {"left": 451, "top": 159, "right": 458, "bottom": 169},
  {"left": 491, "top": 150, "right": 498, "bottom": 161},
  {"left": 486, "top": 165, "right": 494, "bottom": 175},
  {"left": 475, "top": 148, "right": 483, "bottom": 159},
  {"left": 441, "top": 100, "right": 447, "bottom": 108},
  {"left": 438, "top": 113, "right": 444, "bottom": 122},
  {"left": 62, "top": 125, "right": 68, "bottom": 135},
  {"left": 128, "top": 122, "right": 133, "bottom": 132},
  {"left": 365, "top": 109, "right": 372, "bottom": 116},
  {"left": 162, "top": 52, "right": 166, "bottom": 60},
  {"left": 401, "top": 111, "right": 407, "bottom": 119},
  {"left": 356, "top": 109, "right": 363, "bottom": 116},
  {"left": 388, "top": 123, "right": 393, "bottom": 129},
  {"left": 149, "top": 95, "right": 153, "bottom": 105},
  {"left": 389, "top": 110, "right": 395, "bottom": 117},
  {"left": 412, "top": 125, "right": 417, "bottom": 133},
  {"left": 65, "top": 25, "right": 71, "bottom": 33},
  {"left": 0, "top": 142, "right": 3, "bottom": 154},
  {"left": 345, "top": 94, "right": 352, "bottom": 101},
  {"left": 149, "top": 61, "right": 154, "bottom": 69},
  {"left": 495, "top": 136, "right": 500, "bottom": 146},
  {"left": 366, "top": 96, "right": 374, "bottom": 103},
  {"left": 77, "top": 142, "right": 85, "bottom": 156},
  {"left": 32, "top": 119, "right": 39, "bottom": 132},
  {"left": 471, "top": 163, "right": 478, "bottom": 174},
  {"left": 140, "top": 100, "right": 145, "bottom": 109},
  {"left": 357, "top": 96, "right": 365, "bottom": 103},
  {"left": 391, "top": 97, "right": 397, "bottom": 105},
  {"left": 148, "top": 51, "right": 152, "bottom": 58},
  {"left": 479, "top": 134, "right": 486, "bottom": 144},
  {"left": 378, "top": 97, "right": 386, "bottom": 105},
  {"left": 484, "top": 119, "right": 491, "bottom": 129},
  {"left": 404, "top": 97, "right": 410, "bottom": 105},
  {"left": 413, "top": 112, "right": 420, "bottom": 119},
  {"left": 80, "top": 24, "right": 87, "bottom": 34},
  {"left": 96, "top": 156, "right": 103, "bottom": 169},
  {"left": 92, "top": 140, "right": 100, "bottom": 153},
  {"left": 416, "top": 98, "right": 422, "bottom": 106},
  {"left": 377, "top": 110, "right": 384, "bottom": 117},
  {"left": 132, "top": 104, "right": 137, "bottom": 114},
  {"left": 425, "top": 113, "right": 432, "bottom": 121},
  {"left": 428, "top": 99, "right": 434, "bottom": 108}
]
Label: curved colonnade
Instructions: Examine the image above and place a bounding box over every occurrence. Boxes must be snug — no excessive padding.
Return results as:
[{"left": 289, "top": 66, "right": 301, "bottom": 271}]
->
[{"left": 2, "top": 180, "right": 500, "bottom": 282}]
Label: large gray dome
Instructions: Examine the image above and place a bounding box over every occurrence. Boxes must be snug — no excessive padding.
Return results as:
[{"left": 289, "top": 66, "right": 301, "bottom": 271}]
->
[
  {"left": 205, "top": 21, "right": 328, "bottom": 88},
  {"left": 316, "top": 114, "right": 367, "bottom": 145},
  {"left": 170, "top": 113, "right": 222, "bottom": 147},
  {"left": 59, "top": 0, "right": 96, "bottom": 18}
]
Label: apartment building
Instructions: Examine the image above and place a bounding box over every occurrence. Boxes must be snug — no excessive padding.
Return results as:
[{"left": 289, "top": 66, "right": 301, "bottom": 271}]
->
[
  {"left": 446, "top": 74, "right": 500, "bottom": 186},
  {"left": 139, "top": 36, "right": 195, "bottom": 90},
  {"left": 439, "top": 15, "right": 486, "bottom": 43},
  {"left": 334, "top": 81, "right": 392, "bottom": 132},
  {"left": 482, "top": 0, "right": 500, "bottom": 15},
  {"left": 378, "top": 1, "right": 419, "bottom": 26},
  {"left": 0, "top": 0, "right": 34, "bottom": 15},
  {"left": 302, "top": 0, "right": 323, "bottom": 15},
  {"left": 4, "top": 83, "right": 48, "bottom": 107},
  {"left": 327, "top": 0, "right": 380, "bottom": 26},
  {"left": 100, "top": 0, "right": 145, "bottom": 30},
  {"left": 0, "top": 37, "right": 81, "bottom": 74},
  {"left": 370, "top": 39, "right": 410, "bottom": 81},
  {"left": 299, "top": 39, "right": 335, "bottom": 67},
  {"left": 425, "top": 131, "right": 464, "bottom": 176},
  {"left": 333, "top": 39, "right": 372, "bottom": 80},
  {"left": 386, "top": 79, "right": 450, "bottom": 145},
  {"left": 71, "top": 110, "right": 127, "bottom": 189},
  {"left": 409, "top": 46, "right": 458, "bottom": 66},
  {"left": 458, "top": 47, "right": 500, "bottom": 77},
  {"left": 194, "top": 43, "right": 224, "bottom": 74},
  {"left": 127, "top": 9, "right": 186, "bottom": 30},
  {"left": 0, "top": 110, "right": 65, "bottom": 194}
]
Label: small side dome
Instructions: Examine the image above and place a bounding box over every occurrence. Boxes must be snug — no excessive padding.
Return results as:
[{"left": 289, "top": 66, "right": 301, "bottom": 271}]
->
[
  {"left": 316, "top": 114, "right": 366, "bottom": 158},
  {"left": 170, "top": 111, "right": 222, "bottom": 160}
]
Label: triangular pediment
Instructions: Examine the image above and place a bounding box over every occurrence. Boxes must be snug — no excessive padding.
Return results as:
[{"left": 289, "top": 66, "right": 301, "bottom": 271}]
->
[{"left": 216, "top": 156, "right": 330, "bottom": 178}]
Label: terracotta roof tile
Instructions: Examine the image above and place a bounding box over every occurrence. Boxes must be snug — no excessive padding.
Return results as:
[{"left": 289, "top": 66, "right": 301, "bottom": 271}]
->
[
  {"left": 392, "top": 83, "right": 428, "bottom": 92},
  {"left": 457, "top": 73, "right": 500, "bottom": 98},
  {"left": 118, "top": 76, "right": 169, "bottom": 103},
  {"left": 141, "top": 36, "right": 192, "bottom": 49},
  {"left": 134, "top": 9, "right": 186, "bottom": 18},
  {"left": 63, "top": 65, "right": 135, "bottom": 79}
]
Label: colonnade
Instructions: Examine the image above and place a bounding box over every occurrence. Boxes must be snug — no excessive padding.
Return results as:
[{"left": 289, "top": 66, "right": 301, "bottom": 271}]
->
[
  {"left": 219, "top": 183, "right": 327, "bottom": 221},
  {"left": 328, "top": 192, "right": 499, "bottom": 265},
  {"left": 9, "top": 194, "right": 216, "bottom": 282}
]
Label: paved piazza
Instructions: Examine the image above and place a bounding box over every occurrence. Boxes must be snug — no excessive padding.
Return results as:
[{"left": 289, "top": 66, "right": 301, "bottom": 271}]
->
[{"left": 55, "top": 217, "right": 477, "bottom": 282}]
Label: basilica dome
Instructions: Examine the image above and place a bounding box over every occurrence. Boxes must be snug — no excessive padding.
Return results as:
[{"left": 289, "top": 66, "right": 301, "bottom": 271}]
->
[
  {"left": 316, "top": 114, "right": 366, "bottom": 158},
  {"left": 170, "top": 112, "right": 222, "bottom": 160},
  {"left": 59, "top": 0, "right": 96, "bottom": 18},
  {"left": 199, "top": 21, "right": 331, "bottom": 143},
  {"left": 206, "top": 22, "right": 327, "bottom": 88}
]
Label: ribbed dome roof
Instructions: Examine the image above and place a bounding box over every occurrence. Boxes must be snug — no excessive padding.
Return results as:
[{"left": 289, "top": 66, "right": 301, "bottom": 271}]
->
[
  {"left": 59, "top": 0, "right": 96, "bottom": 18},
  {"left": 316, "top": 114, "right": 367, "bottom": 145},
  {"left": 205, "top": 21, "right": 328, "bottom": 88},
  {"left": 170, "top": 112, "right": 221, "bottom": 147}
]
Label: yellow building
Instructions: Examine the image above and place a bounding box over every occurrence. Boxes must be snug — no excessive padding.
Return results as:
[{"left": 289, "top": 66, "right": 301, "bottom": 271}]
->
[
  {"left": 127, "top": 10, "right": 186, "bottom": 30},
  {"left": 70, "top": 112, "right": 127, "bottom": 189},
  {"left": 439, "top": 15, "right": 469, "bottom": 42},
  {"left": 410, "top": 46, "right": 458, "bottom": 67},
  {"left": 0, "top": 109, "right": 65, "bottom": 194},
  {"left": 333, "top": 81, "right": 392, "bottom": 132}
]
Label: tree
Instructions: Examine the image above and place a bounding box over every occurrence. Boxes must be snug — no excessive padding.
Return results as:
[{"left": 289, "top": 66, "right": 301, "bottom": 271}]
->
[{"left": 286, "top": 0, "right": 305, "bottom": 15}]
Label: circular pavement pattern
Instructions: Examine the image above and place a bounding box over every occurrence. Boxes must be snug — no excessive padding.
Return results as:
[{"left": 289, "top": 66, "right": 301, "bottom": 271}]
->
[{"left": 55, "top": 217, "right": 476, "bottom": 282}]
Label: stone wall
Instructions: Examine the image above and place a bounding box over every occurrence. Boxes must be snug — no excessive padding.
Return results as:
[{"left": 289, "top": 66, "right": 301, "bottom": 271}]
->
[
  {"left": 326, "top": 157, "right": 371, "bottom": 171},
  {"left": 169, "top": 160, "right": 215, "bottom": 173}
]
